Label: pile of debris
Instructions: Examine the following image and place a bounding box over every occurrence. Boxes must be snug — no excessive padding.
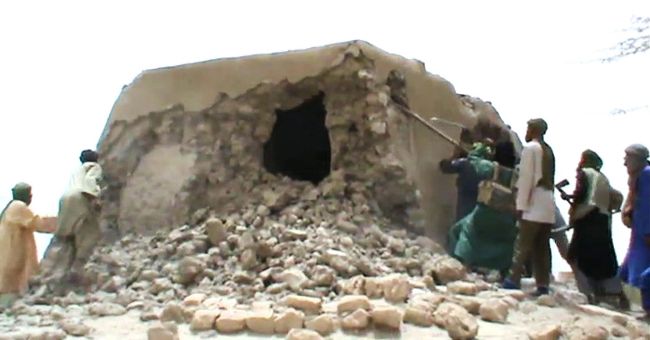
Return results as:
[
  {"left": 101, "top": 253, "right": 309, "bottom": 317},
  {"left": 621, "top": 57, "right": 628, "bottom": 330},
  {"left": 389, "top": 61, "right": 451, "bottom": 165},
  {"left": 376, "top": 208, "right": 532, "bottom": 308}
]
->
[{"left": 1, "top": 175, "right": 644, "bottom": 339}]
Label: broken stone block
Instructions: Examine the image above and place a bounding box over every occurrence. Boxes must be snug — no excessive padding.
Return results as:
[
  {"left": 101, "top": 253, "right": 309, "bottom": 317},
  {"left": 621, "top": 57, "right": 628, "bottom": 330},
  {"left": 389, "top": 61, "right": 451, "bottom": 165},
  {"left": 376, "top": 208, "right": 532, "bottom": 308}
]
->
[
  {"left": 240, "top": 248, "right": 258, "bottom": 270},
  {"left": 287, "top": 328, "right": 324, "bottom": 340},
  {"left": 479, "top": 298, "right": 509, "bottom": 323},
  {"left": 174, "top": 257, "right": 204, "bottom": 285},
  {"left": 310, "top": 265, "right": 336, "bottom": 286},
  {"left": 336, "top": 295, "right": 370, "bottom": 314},
  {"left": 364, "top": 277, "right": 383, "bottom": 298},
  {"left": 527, "top": 324, "right": 561, "bottom": 340},
  {"left": 537, "top": 294, "right": 557, "bottom": 307},
  {"left": 88, "top": 302, "right": 127, "bottom": 317},
  {"left": 275, "top": 308, "right": 304, "bottom": 334},
  {"left": 428, "top": 256, "right": 466, "bottom": 284},
  {"left": 434, "top": 302, "right": 478, "bottom": 340},
  {"left": 246, "top": 309, "right": 276, "bottom": 335},
  {"left": 337, "top": 220, "right": 359, "bottom": 234},
  {"left": 447, "top": 295, "right": 481, "bottom": 315},
  {"left": 404, "top": 305, "right": 435, "bottom": 327},
  {"left": 446, "top": 281, "right": 479, "bottom": 296},
  {"left": 182, "top": 293, "right": 207, "bottom": 307},
  {"left": 341, "top": 308, "right": 370, "bottom": 331},
  {"left": 371, "top": 305, "right": 403, "bottom": 331},
  {"left": 205, "top": 218, "right": 228, "bottom": 246},
  {"left": 215, "top": 310, "right": 248, "bottom": 333},
  {"left": 610, "top": 325, "right": 628, "bottom": 338},
  {"left": 190, "top": 309, "right": 220, "bottom": 332},
  {"left": 566, "top": 319, "right": 609, "bottom": 340},
  {"left": 339, "top": 275, "right": 365, "bottom": 295},
  {"left": 160, "top": 303, "right": 185, "bottom": 323},
  {"left": 277, "top": 268, "right": 309, "bottom": 291},
  {"left": 382, "top": 274, "right": 411, "bottom": 303},
  {"left": 305, "top": 314, "right": 336, "bottom": 335},
  {"left": 147, "top": 322, "right": 179, "bottom": 340},
  {"left": 59, "top": 318, "right": 91, "bottom": 336},
  {"left": 285, "top": 295, "right": 322, "bottom": 313}
]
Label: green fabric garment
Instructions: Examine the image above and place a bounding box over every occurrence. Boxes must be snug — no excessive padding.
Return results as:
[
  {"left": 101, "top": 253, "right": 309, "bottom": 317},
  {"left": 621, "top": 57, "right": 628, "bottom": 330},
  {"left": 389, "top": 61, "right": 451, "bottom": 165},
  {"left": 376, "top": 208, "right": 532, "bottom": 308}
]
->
[
  {"left": 468, "top": 143, "right": 492, "bottom": 160},
  {"left": 0, "top": 183, "right": 32, "bottom": 222},
  {"left": 448, "top": 203, "right": 518, "bottom": 271},
  {"left": 447, "top": 161, "right": 518, "bottom": 272}
]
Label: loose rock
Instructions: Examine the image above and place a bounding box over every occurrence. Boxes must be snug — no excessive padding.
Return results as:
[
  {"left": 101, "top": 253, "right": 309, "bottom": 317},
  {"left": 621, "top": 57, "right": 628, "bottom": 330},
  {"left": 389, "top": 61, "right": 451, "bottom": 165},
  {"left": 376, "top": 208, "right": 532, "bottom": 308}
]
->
[
  {"left": 337, "top": 295, "right": 371, "bottom": 314},
  {"left": 305, "top": 314, "right": 336, "bottom": 335},
  {"left": 287, "top": 328, "right": 324, "bottom": 340},
  {"left": 527, "top": 324, "right": 561, "bottom": 340},
  {"left": 371, "top": 305, "right": 403, "bottom": 331},
  {"left": 285, "top": 295, "right": 322, "bottom": 313},
  {"left": 341, "top": 308, "right": 370, "bottom": 331},
  {"left": 160, "top": 303, "right": 185, "bottom": 324},
  {"left": 434, "top": 302, "right": 478, "bottom": 340},
  {"left": 246, "top": 310, "right": 276, "bottom": 335},
  {"left": 479, "top": 298, "right": 509, "bottom": 323},
  {"left": 215, "top": 310, "right": 248, "bottom": 333},
  {"left": 190, "top": 310, "right": 220, "bottom": 332},
  {"left": 88, "top": 302, "right": 127, "bottom": 317},
  {"left": 60, "top": 318, "right": 91, "bottom": 336},
  {"left": 275, "top": 309, "right": 305, "bottom": 334},
  {"left": 447, "top": 281, "right": 479, "bottom": 296}
]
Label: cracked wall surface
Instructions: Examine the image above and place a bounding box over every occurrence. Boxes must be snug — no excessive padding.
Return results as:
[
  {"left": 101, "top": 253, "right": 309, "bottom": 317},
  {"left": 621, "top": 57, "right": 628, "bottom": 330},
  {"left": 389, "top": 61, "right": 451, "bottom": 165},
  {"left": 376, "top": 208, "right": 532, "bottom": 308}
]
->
[{"left": 97, "top": 41, "right": 514, "bottom": 245}]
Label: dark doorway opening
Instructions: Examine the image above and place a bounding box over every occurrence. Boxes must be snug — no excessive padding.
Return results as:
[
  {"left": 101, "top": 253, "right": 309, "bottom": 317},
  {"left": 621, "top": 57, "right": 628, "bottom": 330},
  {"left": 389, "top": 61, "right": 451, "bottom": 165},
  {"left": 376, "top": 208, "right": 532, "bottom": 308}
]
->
[{"left": 263, "top": 92, "right": 331, "bottom": 184}]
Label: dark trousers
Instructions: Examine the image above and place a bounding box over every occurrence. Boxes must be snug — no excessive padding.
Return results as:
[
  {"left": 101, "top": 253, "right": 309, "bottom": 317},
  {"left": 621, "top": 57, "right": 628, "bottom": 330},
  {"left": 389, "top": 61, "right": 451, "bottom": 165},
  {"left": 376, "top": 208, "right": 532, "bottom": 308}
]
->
[{"left": 509, "top": 220, "right": 552, "bottom": 287}]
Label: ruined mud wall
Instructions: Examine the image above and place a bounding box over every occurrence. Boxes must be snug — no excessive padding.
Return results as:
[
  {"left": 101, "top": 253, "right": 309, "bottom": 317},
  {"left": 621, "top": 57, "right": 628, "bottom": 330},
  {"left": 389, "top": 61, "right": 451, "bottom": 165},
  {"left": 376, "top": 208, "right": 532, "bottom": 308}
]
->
[
  {"left": 98, "top": 41, "right": 515, "bottom": 244},
  {"left": 99, "top": 53, "right": 423, "bottom": 238}
]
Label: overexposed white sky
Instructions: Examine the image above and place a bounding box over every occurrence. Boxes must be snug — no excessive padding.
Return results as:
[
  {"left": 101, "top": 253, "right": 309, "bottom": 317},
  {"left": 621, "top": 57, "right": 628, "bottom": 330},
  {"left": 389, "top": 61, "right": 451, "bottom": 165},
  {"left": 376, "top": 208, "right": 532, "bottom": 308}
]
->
[{"left": 0, "top": 0, "right": 648, "bottom": 273}]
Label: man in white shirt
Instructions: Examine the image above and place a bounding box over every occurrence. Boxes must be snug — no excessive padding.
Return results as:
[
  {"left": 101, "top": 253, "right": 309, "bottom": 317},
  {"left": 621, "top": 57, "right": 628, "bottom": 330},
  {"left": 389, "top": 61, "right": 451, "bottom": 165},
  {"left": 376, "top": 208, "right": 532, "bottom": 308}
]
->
[
  {"left": 503, "top": 119, "right": 556, "bottom": 296},
  {"left": 40, "top": 150, "right": 103, "bottom": 290}
]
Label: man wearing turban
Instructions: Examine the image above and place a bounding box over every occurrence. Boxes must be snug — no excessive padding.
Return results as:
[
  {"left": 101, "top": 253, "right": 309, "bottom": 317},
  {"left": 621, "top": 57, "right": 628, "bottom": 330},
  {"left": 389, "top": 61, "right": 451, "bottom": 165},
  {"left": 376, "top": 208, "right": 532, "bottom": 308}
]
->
[
  {"left": 619, "top": 144, "right": 650, "bottom": 319},
  {"left": 40, "top": 149, "right": 103, "bottom": 289},
  {"left": 0, "top": 183, "right": 56, "bottom": 307}
]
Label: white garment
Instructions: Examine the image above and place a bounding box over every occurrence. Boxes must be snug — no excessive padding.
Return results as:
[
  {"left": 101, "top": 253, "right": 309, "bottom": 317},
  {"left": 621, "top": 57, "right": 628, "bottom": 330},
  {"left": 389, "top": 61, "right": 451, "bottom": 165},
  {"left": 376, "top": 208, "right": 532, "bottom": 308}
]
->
[
  {"left": 515, "top": 140, "right": 556, "bottom": 224},
  {"left": 66, "top": 162, "right": 103, "bottom": 197}
]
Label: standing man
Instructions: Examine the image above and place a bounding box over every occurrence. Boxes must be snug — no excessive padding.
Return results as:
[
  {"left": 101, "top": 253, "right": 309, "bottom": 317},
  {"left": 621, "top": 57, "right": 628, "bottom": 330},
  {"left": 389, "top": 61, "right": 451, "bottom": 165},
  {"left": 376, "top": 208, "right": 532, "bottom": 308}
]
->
[
  {"left": 503, "top": 118, "right": 556, "bottom": 296},
  {"left": 619, "top": 144, "right": 650, "bottom": 319}
]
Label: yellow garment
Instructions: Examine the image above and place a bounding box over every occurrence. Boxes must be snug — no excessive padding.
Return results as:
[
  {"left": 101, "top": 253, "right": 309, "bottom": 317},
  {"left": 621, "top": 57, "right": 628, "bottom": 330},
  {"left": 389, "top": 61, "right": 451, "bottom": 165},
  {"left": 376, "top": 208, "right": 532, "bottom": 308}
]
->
[
  {"left": 56, "top": 162, "right": 102, "bottom": 237},
  {"left": 0, "top": 201, "right": 54, "bottom": 294}
]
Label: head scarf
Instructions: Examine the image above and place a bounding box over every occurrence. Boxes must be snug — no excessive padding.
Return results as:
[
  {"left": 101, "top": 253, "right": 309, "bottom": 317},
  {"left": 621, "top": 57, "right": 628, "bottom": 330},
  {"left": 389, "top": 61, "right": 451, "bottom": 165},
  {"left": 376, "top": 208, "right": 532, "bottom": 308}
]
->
[
  {"left": 495, "top": 141, "right": 516, "bottom": 168},
  {"left": 580, "top": 149, "right": 603, "bottom": 171},
  {"left": 625, "top": 144, "right": 649, "bottom": 162},
  {"left": 623, "top": 144, "right": 650, "bottom": 224},
  {"left": 527, "top": 118, "right": 548, "bottom": 135},
  {"left": 80, "top": 149, "right": 99, "bottom": 163},
  {"left": 0, "top": 182, "right": 32, "bottom": 222},
  {"left": 468, "top": 142, "right": 492, "bottom": 160}
]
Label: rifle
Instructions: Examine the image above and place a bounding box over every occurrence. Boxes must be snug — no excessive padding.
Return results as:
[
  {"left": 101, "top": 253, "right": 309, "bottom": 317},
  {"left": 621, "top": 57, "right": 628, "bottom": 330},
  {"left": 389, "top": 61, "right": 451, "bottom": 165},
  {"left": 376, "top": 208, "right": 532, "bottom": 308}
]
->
[{"left": 551, "top": 179, "right": 574, "bottom": 234}]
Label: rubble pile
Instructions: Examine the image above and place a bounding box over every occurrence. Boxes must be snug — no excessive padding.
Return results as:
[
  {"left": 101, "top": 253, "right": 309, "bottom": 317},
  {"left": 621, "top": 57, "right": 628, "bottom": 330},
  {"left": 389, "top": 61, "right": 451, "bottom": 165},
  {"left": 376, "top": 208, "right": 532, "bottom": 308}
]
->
[{"left": 2, "top": 175, "right": 644, "bottom": 339}]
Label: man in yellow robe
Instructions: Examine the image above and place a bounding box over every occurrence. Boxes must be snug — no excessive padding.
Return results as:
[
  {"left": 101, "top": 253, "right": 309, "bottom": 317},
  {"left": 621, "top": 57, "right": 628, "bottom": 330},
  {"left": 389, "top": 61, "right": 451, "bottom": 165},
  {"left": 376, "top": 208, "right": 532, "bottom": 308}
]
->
[{"left": 0, "top": 183, "right": 56, "bottom": 307}]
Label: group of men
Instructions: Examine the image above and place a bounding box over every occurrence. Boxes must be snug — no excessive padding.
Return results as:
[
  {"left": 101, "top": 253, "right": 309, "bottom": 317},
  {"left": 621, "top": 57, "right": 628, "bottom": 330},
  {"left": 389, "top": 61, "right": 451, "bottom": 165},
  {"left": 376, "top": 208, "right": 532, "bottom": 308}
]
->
[
  {"left": 442, "top": 117, "right": 650, "bottom": 319},
  {"left": 0, "top": 150, "right": 103, "bottom": 307}
]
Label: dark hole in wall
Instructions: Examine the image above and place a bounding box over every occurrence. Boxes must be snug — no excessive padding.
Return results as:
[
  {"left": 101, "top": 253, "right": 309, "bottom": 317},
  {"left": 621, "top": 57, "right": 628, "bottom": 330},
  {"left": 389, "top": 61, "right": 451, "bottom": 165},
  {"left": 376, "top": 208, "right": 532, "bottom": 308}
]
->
[{"left": 263, "top": 92, "right": 331, "bottom": 184}]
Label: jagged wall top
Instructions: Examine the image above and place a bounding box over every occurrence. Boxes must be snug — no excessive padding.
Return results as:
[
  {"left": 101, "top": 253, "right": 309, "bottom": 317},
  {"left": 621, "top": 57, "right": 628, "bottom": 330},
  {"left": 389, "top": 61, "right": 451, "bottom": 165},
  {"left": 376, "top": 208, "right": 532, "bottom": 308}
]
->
[{"left": 100, "top": 40, "right": 473, "bottom": 146}]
